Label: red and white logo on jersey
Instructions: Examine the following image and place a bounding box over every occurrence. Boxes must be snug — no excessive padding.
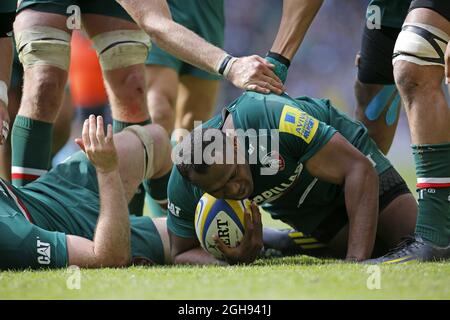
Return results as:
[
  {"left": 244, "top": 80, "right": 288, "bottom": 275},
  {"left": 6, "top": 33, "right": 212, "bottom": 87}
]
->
[{"left": 261, "top": 151, "right": 285, "bottom": 172}]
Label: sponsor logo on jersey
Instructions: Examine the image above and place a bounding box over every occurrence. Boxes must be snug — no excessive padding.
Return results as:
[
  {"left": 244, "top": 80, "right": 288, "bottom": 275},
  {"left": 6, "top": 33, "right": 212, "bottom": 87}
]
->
[
  {"left": 279, "top": 105, "right": 319, "bottom": 144},
  {"left": 36, "top": 237, "right": 51, "bottom": 265},
  {"left": 168, "top": 199, "right": 181, "bottom": 217},
  {"left": 252, "top": 163, "right": 303, "bottom": 204}
]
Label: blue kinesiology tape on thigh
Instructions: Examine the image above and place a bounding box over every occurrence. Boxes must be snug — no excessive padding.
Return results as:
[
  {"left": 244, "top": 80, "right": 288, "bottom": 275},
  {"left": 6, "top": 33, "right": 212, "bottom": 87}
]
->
[
  {"left": 385, "top": 91, "right": 400, "bottom": 126},
  {"left": 365, "top": 85, "right": 400, "bottom": 126}
]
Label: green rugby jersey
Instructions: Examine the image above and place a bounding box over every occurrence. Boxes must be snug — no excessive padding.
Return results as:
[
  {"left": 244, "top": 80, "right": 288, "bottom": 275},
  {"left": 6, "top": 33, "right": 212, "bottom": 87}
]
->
[
  {"left": 0, "top": 0, "right": 16, "bottom": 12},
  {"left": 367, "top": 0, "right": 411, "bottom": 28},
  {"left": 0, "top": 152, "right": 165, "bottom": 269},
  {"left": 167, "top": 92, "right": 392, "bottom": 238}
]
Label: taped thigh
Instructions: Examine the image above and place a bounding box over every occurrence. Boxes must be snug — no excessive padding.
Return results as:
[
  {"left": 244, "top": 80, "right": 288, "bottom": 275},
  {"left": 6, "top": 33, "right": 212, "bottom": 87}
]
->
[
  {"left": 393, "top": 23, "right": 449, "bottom": 67},
  {"left": 91, "top": 30, "right": 151, "bottom": 71},
  {"left": 123, "top": 125, "right": 155, "bottom": 180},
  {"left": 14, "top": 26, "right": 71, "bottom": 70}
]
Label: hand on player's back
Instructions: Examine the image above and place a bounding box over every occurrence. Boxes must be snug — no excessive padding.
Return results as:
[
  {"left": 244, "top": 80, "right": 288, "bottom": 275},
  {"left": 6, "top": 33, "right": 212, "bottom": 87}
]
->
[
  {"left": 75, "top": 115, "right": 118, "bottom": 173},
  {"left": 213, "top": 202, "right": 263, "bottom": 265},
  {"left": 227, "top": 55, "right": 284, "bottom": 95}
]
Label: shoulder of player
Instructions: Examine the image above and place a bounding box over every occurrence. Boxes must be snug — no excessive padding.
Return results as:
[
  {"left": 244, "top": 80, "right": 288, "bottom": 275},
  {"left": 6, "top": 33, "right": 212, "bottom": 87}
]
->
[{"left": 167, "top": 166, "right": 202, "bottom": 208}]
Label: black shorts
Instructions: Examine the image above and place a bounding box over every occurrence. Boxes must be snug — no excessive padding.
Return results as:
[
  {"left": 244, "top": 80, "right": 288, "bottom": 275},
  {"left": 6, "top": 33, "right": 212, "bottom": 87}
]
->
[
  {"left": 0, "top": 12, "right": 15, "bottom": 37},
  {"left": 410, "top": 0, "right": 450, "bottom": 21},
  {"left": 311, "top": 167, "right": 411, "bottom": 243},
  {"left": 357, "top": 25, "right": 401, "bottom": 84}
]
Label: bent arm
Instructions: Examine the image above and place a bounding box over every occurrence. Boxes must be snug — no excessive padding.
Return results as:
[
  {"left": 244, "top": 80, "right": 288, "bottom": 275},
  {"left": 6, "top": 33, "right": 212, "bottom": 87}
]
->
[
  {"left": 169, "top": 231, "right": 227, "bottom": 265},
  {"left": 67, "top": 169, "right": 131, "bottom": 268},
  {"left": 270, "top": 0, "right": 323, "bottom": 60},
  {"left": 305, "top": 133, "right": 379, "bottom": 261}
]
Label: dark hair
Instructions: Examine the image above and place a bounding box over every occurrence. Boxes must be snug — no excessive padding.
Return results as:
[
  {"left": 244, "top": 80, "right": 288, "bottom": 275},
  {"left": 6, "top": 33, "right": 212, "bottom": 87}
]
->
[{"left": 175, "top": 128, "right": 228, "bottom": 182}]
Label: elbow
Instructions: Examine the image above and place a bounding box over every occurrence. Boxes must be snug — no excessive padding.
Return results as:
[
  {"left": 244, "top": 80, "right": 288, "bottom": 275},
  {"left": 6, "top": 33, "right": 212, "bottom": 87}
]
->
[
  {"left": 351, "top": 157, "right": 378, "bottom": 186},
  {"left": 96, "top": 253, "right": 131, "bottom": 268}
]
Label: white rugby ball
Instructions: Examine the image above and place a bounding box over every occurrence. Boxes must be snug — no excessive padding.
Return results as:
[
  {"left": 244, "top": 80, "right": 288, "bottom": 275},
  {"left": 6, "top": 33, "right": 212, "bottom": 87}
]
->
[{"left": 195, "top": 193, "right": 251, "bottom": 260}]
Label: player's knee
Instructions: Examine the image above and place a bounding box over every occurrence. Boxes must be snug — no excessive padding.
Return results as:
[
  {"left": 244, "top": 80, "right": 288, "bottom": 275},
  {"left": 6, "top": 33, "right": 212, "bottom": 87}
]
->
[
  {"left": 113, "top": 69, "right": 147, "bottom": 106},
  {"left": 23, "top": 69, "right": 66, "bottom": 115},
  {"left": 394, "top": 62, "right": 441, "bottom": 100},
  {"left": 14, "top": 26, "right": 71, "bottom": 71}
]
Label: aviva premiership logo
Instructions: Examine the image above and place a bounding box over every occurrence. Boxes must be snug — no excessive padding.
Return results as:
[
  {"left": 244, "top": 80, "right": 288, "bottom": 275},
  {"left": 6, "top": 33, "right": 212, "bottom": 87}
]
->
[
  {"left": 36, "top": 237, "right": 51, "bottom": 265},
  {"left": 279, "top": 105, "right": 319, "bottom": 144}
]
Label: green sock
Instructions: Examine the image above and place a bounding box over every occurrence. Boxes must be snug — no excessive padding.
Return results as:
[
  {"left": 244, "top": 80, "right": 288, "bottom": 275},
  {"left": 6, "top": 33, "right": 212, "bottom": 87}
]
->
[
  {"left": 413, "top": 143, "right": 450, "bottom": 247},
  {"left": 113, "top": 118, "right": 151, "bottom": 216},
  {"left": 11, "top": 116, "right": 53, "bottom": 187}
]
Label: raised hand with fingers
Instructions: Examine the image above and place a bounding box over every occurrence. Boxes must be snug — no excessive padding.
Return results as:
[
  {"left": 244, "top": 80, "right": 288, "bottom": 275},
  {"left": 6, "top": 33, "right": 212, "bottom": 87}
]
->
[
  {"left": 75, "top": 115, "right": 118, "bottom": 173},
  {"left": 213, "top": 202, "right": 263, "bottom": 265}
]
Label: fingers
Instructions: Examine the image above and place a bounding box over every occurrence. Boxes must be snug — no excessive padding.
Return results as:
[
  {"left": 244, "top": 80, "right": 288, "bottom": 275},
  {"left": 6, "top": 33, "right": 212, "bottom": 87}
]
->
[
  {"left": 255, "top": 55, "right": 275, "bottom": 69},
  {"left": 106, "top": 124, "right": 113, "bottom": 143},
  {"left": 89, "top": 115, "right": 98, "bottom": 146},
  {"left": 96, "top": 116, "right": 105, "bottom": 143},
  {"left": 82, "top": 118, "right": 90, "bottom": 149},
  {"left": 242, "top": 209, "right": 254, "bottom": 243},
  {"left": 250, "top": 202, "right": 263, "bottom": 241},
  {"left": 213, "top": 235, "right": 232, "bottom": 257},
  {"left": 261, "top": 68, "right": 283, "bottom": 91},
  {"left": 74, "top": 138, "right": 85, "bottom": 152},
  {"left": 260, "top": 75, "right": 284, "bottom": 93},
  {"left": 247, "top": 81, "right": 282, "bottom": 95}
]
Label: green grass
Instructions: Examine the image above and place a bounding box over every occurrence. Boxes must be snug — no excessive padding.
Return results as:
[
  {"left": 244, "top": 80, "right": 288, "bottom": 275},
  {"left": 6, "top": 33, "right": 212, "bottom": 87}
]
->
[
  {"left": 2, "top": 166, "right": 448, "bottom": 300},
  {"left": 1, "top": 258, "right": 449, "bottom": 299}
]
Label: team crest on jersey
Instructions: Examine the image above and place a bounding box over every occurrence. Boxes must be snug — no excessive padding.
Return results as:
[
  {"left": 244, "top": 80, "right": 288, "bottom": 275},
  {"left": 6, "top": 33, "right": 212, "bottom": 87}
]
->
[
  {"left": 261, "top": 151, "right": 285, "bottom": 172},
  {"left": 279, "top": 105, "right": 319, "bottom": 144}
]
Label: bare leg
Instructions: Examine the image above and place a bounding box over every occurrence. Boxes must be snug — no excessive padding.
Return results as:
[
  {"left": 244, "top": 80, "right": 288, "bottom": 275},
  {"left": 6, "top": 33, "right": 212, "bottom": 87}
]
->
[
  {"left": 174, "top": 75, "right": 220, "bottom": 141},
  {"left": 82, "top": 14, "right": 150, "bottom": 124},
  {"left": 146, "top": 65, "right": 179, "bottom": 134},
  {"left": 354, "top": 80, "right": 401, "bottom": 154}
]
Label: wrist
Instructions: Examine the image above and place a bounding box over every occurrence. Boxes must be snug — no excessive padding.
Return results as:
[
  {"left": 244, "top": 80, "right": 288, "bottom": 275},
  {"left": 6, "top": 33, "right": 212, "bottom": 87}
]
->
[
  {"left": 266, "top": 51, "right": 291, "bottom": 68},
  {"left": 216, "top": 54, "right": 237, "bottom": 78},
  {"left": 265, "top": 52, "right": 290, "bottom": 84},
  {"left": 96, "top": 165, "right": 119, "bottom": 175}
]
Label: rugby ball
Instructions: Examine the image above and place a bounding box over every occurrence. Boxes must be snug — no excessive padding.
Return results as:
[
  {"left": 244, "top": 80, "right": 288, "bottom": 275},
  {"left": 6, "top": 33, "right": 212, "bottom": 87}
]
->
[{"left": 195, "top": 193, "right": 251, "bottom": 260}]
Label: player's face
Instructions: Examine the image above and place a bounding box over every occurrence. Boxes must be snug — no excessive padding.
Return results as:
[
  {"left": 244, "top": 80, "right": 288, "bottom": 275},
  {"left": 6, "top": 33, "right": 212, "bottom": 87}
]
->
[{"left": 191, "top": 162, "right": 254, "bottom": 200}]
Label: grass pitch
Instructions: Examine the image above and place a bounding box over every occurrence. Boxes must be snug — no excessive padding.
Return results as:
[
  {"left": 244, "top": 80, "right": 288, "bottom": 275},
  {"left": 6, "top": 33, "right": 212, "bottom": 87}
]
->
[
  {"left": 1, "top": 258, "right": 449, "bottom": 299},
  {"left": 1, "top": 165, "right": 449, "bottom": 300}
]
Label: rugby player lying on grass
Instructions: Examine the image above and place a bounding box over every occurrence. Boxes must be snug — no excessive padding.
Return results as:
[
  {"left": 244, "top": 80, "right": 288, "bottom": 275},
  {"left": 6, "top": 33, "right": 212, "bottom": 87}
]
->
[
  {"left": 168, "top": 91, "right": 421, "bottom": 265},
  {"left": 0, "top": 116, "right": 173, "bottom": 269}
]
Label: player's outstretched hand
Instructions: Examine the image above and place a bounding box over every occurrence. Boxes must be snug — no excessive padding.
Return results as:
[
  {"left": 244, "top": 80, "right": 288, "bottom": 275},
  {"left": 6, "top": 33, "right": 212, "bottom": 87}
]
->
[
  {"left": 445, "top": 42, "right": 450, "bottom": 85},
  {"left": 213, "top": 202, "right": 263, "bottom": 265},
  {"left": 227, "top": 55, "right": 284, "bottom": 95},
  {"left": 75, "top": 115, "right": 118, "bottom": 173},
  {"left": 0, "top": 102, "right": 9, "bottom": 145}
]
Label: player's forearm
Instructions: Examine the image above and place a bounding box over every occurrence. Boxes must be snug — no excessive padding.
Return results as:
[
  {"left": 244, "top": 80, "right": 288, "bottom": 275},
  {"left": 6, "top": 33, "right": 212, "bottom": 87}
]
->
[
  {"left": 344, "top": 162, "right": 379, "bottom": 261},
  {"left": 174, "top": 247, "right": 228, "bottom": 266},
  {"left": 270, "top": 0, "right": 323, "bottom": 60},
  {"left": 117, "top": 0, "right": 226, "bottom": 74},
  {"left": 94, "top": 169, "right": 131, "bottom": 267}
]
